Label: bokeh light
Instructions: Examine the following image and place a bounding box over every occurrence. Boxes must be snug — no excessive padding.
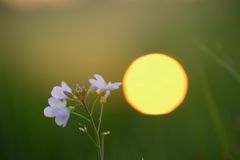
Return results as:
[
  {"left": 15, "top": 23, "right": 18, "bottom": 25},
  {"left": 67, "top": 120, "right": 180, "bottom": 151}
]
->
[{"left": 123, "top": 53, "right": 188, "bottom": 115}]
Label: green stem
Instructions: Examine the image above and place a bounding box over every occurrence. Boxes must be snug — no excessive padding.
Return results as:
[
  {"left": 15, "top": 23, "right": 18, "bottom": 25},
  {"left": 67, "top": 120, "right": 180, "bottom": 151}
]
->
[
  {"left": 85, "top": 93, "right": 89, "bottom": 102},
  {"left": 84, "top": 104, "right": 102, "bottom": 160},
  {"left": 72, "top": 111, "right": 90, "bottom": 123},
  {"left": 91, "top": 95, "right": 100, "bottom": 115},
  {"left": 74, "top": 103, "right": 81, "bottom": 106},
  {"left": 101, "top": 134, "right": 105, "bottom": 160},
  {"left": 85, "top": 130, "right": 98, "bottom": 147},
  {"left": 98, "top": 104, "right": 104, "bottom": 133}
]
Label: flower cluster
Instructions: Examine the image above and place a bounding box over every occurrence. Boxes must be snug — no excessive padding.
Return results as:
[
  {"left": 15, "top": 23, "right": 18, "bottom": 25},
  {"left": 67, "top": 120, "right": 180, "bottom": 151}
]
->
[
  {"left": 44, "top": 74, "right": 122, "bottom": 127},
  {"left": 43, "top": 74, "right": 122, "bottom": 160}
]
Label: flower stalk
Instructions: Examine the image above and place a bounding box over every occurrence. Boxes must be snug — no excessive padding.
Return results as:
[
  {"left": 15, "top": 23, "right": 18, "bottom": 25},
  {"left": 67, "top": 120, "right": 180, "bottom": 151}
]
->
[{"left": 43, "top": 74, "right": 122, "bottom": 160}]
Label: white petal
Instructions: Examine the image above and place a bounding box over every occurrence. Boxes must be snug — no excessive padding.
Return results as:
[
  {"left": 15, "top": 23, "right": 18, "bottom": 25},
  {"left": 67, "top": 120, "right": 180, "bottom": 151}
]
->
[
  {"left": 51, "top": 86, "right": 67, "bottom": 99},
  {"left": 61, "top": 81, "right": 72, "bottom": 93},
  {"left": 89, "top": 85, "right": 97, "bottom": 91},
  {"left": 89, "top": 79, "right": 98, "bottom": 87},
  {"left": 44, "top": 106, "right": 56, "bottom": 118},
  {"left": 94, "top": 74, "right": 106, "bottom": 85},
  {"left": 106, "top": 82, "right": 122, "bottom": 91},
  {"left": 55, "top": 109, "right": 70, "bottom": 127},
  {"left": 89, "top": 79, "right": 105, "bottom": 91},
  {"left": 48, "top": 97, "right": 66, "bottom": 108}
]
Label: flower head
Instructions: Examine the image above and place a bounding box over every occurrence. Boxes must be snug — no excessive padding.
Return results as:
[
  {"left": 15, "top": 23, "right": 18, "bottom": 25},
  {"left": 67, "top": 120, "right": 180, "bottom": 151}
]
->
[
  {"left": 51, "top": 81, "right": 72, "bottom": 99},
  {"left": 44, "top": 97, "right": 70, "bottom": 127},
  {"left": 89, "top": 74, "right": 122, "bottom": 103}
]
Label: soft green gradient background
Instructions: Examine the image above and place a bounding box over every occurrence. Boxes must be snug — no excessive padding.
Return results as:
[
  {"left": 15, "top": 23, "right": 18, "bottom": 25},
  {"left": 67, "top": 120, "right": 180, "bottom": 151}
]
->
[{"left": 0, "top": 0, "right": 239, "bottom": 159}]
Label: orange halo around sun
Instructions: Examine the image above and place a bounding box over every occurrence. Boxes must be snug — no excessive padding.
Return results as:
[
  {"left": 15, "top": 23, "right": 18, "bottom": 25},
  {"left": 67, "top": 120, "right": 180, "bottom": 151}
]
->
[{"left": 123, "top": 53, "right": 188, "bottom": 115}]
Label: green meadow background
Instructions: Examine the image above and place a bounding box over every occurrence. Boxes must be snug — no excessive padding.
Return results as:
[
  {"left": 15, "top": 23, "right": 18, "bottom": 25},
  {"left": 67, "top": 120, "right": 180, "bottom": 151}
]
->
[{"left": 0, "top": 0, "right": 239, "bottom": 159}]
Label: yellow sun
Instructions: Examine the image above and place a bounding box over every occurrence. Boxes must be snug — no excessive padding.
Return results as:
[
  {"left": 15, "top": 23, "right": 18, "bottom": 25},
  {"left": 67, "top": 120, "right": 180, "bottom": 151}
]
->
[{"left": 123, "top": 53, "right": 188, "bottom": 115}]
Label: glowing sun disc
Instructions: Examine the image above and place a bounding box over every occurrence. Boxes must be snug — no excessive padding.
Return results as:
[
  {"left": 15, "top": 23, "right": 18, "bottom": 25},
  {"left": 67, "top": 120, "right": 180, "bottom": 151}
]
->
[{"left": 123, "top": 53, "right": 188, "bottom": 115}]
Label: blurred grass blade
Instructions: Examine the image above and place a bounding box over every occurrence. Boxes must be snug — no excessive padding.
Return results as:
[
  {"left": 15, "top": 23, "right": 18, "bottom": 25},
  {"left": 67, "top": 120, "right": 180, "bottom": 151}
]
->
[
  {"left": 198, "top": 64, "right": 229, "bottom": 158},
  {"left": 200, "top": 44, "right": 240, "bottom": 83}
]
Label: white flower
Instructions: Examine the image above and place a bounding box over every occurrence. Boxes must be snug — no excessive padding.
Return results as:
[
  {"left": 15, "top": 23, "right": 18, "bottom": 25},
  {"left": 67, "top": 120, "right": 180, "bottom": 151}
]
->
[
  {"left": 44, "top": 97, "right": 70, "bottom": 127},
  {"left": 89, "top": 74, "right": 122, "bottom": 103},
  {"left": 51, "top": 81, "right": 72, "bottom": 99}
]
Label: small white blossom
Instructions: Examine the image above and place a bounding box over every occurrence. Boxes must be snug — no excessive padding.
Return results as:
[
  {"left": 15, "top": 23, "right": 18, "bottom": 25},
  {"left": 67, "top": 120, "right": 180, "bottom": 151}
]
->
[
  {"left": 51, "top": 81, "right": 72, "bottom": 99},
  {"left": 89, "top": 74, "right": 122, "bottom": 103},
  {"left": 44, "top": 97, "right": 70, "bottom": 127}
]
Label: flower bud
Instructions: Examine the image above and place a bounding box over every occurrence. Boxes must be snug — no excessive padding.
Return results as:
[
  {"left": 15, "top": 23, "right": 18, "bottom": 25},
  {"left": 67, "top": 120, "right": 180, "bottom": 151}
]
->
[
  {"left": 101, "top": 131, "right": 110, "bottom": 136},
  {"left": 78, "top": 123, "right": 87, "bottom": 132},
  {"left": 79, "top": 127, "right": 86, "bottom": 132},
  {"left": 81, "top": 86, "right": 87, "bottom": 95},
  {"left": 68, "top": 106, "right": 75, "bottom": 111},
  {"left": 75, "top": 84, "right": 87, "bottom": 104},
  {"left": 75, "top": 84, "right": 81, "bottom": 93},
  {"left": 63, "top": 91, "right": 74, "bottom": 99},
  {"left": 100, "top": 96, "right": 107, "bottom": 104}
]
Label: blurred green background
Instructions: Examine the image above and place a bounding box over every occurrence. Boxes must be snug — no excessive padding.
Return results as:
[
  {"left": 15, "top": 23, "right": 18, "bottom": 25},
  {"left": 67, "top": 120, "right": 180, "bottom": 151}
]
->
[{"left": 0, "top": 0, "right": 239, "bottom": 159}]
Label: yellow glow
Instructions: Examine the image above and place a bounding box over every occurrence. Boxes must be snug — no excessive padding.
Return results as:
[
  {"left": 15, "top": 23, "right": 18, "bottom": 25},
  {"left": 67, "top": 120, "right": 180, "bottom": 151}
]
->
[{"left": 123, "top": 53, "right": 188, "bottom": 115}]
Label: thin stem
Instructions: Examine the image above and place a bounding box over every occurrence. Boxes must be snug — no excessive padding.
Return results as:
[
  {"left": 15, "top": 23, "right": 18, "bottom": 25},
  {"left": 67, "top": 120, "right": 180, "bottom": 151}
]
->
[
  {"left": 85, "top": 130, "right": 98, "bottom": 147},
  {"left": 101, "top": 134, "right": 105, "bottom": 160},
  {"left": 91, "top": 95, "right": 100, "bottom": 115},
  {"left": 72, "top": 111, "right": 90, "bottom": 123},
  {"left": 98, "top": 104, "right": 104, "bottom": 133},
  {"left": 75, "top": 98, "right": 104, "bottom": 160},
  {"left": 73, "top": 104, "right": 81, "bottom": 107},
  {"left": 85, "top": 93, "right": 89, "bottom": 104},
  {"left": 83, "top": 104, "right": 102, "bottom": 160}
]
